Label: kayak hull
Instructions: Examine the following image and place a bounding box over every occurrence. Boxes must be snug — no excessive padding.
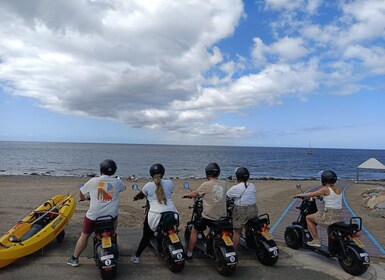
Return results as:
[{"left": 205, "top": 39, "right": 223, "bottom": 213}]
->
[{"left": 0, "top": 194, "right": 76, "bottom": 268}]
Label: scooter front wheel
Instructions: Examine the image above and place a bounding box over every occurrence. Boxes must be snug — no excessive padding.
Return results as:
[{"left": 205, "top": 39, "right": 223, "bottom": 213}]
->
[
  {"left": 338, "top": 246, "right": 369, "bottom": 276},
  {"left": 284, "top": 227, "right": 302, "bottom": 249},
  {"left": 184, "top": 223, "right": 193, "bottom": 249}
]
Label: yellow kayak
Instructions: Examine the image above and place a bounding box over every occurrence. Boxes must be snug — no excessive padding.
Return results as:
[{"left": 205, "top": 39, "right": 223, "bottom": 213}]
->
[{"left": 0, "top": 194, "right": 76, "bottom": 268}]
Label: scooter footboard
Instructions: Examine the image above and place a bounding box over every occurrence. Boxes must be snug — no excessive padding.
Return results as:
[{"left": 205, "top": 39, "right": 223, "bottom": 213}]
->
[{"left": 215, "top": 241, "right": 238, "bottom": 265}]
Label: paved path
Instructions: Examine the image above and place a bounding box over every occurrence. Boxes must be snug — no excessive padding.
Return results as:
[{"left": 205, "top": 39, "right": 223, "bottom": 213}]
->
[
  {"left": 1, "top": 228, "right": 384, "bottom": 280},
  {"left": 270, "top": 180, "right": 385, "bottom": 258}
]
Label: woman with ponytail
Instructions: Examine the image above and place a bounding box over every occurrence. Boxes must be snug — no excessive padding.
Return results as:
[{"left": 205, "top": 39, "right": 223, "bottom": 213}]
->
[
  {"left": 131, "top": 163, "right": 178, "bottom": 264},
  {"left": 227, "top": 167, "right": 258, "bottom": 250}
]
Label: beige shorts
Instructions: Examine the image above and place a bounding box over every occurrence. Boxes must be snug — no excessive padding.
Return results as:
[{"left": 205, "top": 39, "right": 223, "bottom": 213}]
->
[
  {"left": 232, "top": 204, "right": 258, "bottom": 229},
  {"left": 313, "top": 208, "right": 343, "bottom": 227}
]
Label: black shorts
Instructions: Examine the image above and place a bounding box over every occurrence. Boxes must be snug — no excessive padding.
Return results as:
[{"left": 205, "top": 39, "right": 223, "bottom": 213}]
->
[{"left": 193, "top": 217, "right": 216, "bottom": 231}]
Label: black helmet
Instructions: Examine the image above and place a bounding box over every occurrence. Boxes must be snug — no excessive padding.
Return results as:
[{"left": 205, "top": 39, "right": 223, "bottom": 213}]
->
[
  {"left": 100, "top": 159, "right": 117, "bottom": 176},
  {"left": 149, "top": 163, "right": 165, "bottom": 178},
  {"left": 321, "top": 170, "right": 337, "bottom": 186},
  {"left": 235, "top": 167, "right": 250, "bottom": 181},
  {"left": 205, "top": 162, "right": 220, "bottom": 178}
]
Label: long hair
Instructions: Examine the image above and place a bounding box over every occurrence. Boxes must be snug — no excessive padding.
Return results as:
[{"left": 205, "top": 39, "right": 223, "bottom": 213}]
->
[{"left": 154, "top": 174, "right": 167, "bottom": 205}]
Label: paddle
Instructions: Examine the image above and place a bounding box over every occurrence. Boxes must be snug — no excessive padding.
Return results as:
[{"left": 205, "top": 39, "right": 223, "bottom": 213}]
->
[{"left": 11, "top": 193, "right": 75, "bottom": 241}]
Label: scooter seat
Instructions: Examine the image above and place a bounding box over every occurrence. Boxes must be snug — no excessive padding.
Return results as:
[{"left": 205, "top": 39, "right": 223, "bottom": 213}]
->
[
  {"left": 209, "top": 218, "right": 232, "bottom": 230},
  {"left": 248, "top": 217, "right": 268, "bottom": 227},
  {"left": 330, "top": 222, "right": 359, "bottom": 233}
]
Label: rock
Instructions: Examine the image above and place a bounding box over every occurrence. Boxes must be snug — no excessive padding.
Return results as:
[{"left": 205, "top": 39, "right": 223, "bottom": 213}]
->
[
  {"left": 366, "top": 196, "right": 385, "bottom": 209},
  {"left": 363, "top": 196, "right": 371, "bottom": 207},
  {"left": 375, "top": 201, "right": 385, "bottom": 209}
]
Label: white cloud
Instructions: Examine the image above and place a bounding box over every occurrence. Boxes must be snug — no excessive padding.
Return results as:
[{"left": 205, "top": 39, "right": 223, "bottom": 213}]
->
[
  {"left": 0, "top": 0, "right": 244, "bottom": 138},
  {"left": 0, "top": 0, "right": 385, "bottom": 143},
  {"left": 344, "top": 45, "right": 385, "bottom": 75},
  {"left": 269, "top": 37, "right": 309, "bottom": 62}
]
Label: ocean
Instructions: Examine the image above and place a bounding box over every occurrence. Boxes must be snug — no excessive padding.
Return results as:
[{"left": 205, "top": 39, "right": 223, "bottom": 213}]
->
[{"left": 1, "top": 141, "right": 385, "bottom": 181}]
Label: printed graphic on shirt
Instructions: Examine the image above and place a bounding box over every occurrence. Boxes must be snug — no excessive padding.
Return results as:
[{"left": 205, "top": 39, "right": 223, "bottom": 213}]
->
[
  {"left": 97, "top": 181, "right": 113, "bottom": 202},
  {"left": 212, "top": 184, "right": 224, "bottom": 203}
]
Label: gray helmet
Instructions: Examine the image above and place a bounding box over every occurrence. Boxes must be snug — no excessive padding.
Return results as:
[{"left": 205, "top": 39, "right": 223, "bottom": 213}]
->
[
  {"left": 321, "top": 170, "right": 337, "bottom": 186},
  {"left": 149, "top": 163, "right": 165, "bottom": 178},
  {"left": 235, "top": 167, "right": 250, "bottom": 181},
  {"left": 100, "top": 159, "right": 117, "bottom": 176},
  {"left": 205, "top": 162, "right": 220, "bottom": 178}
]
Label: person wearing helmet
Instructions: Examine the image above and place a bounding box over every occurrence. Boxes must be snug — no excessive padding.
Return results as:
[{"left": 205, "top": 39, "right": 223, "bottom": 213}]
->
[
  {"left": 294, "top": 170, "right": 343, "bottom": 247},
  {"left": 131, "top": 163, "right": 178, "bottom": 264},
  {"left": 183, "top": 162, "right": 227, "bottom": 261},
  {"left": 67, "top": 159, "right": 126, "bottom": 267},
  {"left": 227, "top": 167, "right": 258, "bottom": 250}
]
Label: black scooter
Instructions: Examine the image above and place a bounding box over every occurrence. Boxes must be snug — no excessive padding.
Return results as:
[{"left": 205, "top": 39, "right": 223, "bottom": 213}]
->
[
  {"left": 78, "top": 187, "right": 119, "bottom": 280},
  {"left": 183, "top": 182, "right": 237, "bottom": 276},
  {"left": 227, "top": 198, "right": 279, "bottom": 266},
  {"left": 93, "top": 215, "right": 119, "bottom": 280},
  {"left": 132, "top": 184, "right": 185, "bottom": 273},
  {"left": 284, "top": 184, "right": 370, "bottom": 276}
]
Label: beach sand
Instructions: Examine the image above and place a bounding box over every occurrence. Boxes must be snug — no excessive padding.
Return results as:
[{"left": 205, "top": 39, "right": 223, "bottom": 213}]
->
[{"left": 0, "top": 176, "right": 383, "bottom": 249}]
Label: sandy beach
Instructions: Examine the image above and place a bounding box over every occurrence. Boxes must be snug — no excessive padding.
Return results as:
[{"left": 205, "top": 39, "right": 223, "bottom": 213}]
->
[{"left": 0, "top": 175, "right": 384, "bottom": 250}]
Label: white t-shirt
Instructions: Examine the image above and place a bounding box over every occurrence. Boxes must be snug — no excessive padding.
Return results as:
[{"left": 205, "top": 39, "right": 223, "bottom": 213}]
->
[
  {"left": 142, "top": 179, "right": 178, "bottom": 231},
  {"left": 227, "top": 182, "right": 257, "bottom": 206},
  {"left": 80, "top": 175, "right": 126, "bottom": 220},
  {"left": 142, "top": 179, "right": 177, "bottom": 213}
]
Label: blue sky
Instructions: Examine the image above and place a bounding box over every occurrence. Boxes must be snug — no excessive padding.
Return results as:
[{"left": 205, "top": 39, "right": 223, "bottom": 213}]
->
[{"left": 1, "top": 0, "right": 384, "bottom": 149}]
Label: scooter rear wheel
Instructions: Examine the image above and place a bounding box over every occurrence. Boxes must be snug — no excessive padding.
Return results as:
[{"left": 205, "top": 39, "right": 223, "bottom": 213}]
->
[
  {"left": 338, "top": 246, "right": 369, "bottom": 276},
  {"left": 164, "top": 248, "right": 185, "bottom": 273},
  {"left": 256, "top": 240, "right": 279, "bottom": 266},
  {"left": 100, "top": 267, "right": 116, "bottom": 280},
  {"left": 215, "top": 248, "right": 236, "bottom": 276}
]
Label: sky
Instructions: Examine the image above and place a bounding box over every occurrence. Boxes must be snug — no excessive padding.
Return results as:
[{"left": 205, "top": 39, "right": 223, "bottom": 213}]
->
[{"left": 0, "top": 0, "right": 385, "bottom": 149}]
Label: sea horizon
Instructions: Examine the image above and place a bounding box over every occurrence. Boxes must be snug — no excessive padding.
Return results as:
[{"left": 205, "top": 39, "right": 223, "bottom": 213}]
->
[
  {"left": 1, "top": 139, "right": 384, "bottom": 151},
  {"left": 1, "top": 141, "right": 385, "bottom": 181}
]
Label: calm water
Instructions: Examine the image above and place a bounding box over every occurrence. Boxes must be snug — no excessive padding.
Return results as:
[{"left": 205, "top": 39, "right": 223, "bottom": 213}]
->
[{"left": 1, "top": 141, "right": 385, "bottom": 181}]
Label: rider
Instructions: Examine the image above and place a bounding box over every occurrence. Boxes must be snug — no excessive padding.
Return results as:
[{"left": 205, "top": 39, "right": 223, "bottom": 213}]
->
[
  {"left": 294, "top": 170, "right": 343, "bottom": 247},
  {"left": 131, "top": 163, "right": 178, "bottom": 264},
  {"left": 67, "top": 159, "right": 126, "bottom": 267},
  {"left": 226, "top": 167, "right": 258, "bottom": 250},
  {"left": 183, "top": 162, "right": 227, "bottom": 261}
]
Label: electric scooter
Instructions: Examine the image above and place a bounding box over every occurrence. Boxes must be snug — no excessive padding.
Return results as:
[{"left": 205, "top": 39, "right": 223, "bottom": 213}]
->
[
  {"left": 284, "top": 183, "right": 370, "bottom": 276},
  {"left": 78, "top": 185, "right": 119, "bottom": 280},
  {"left": 132, "top": 184, "right": 185, "bottom": 272},
  {"left": 227, "top": 198, "right": 279, "bottom": 265},
  {"left": 93, "top": 215, "right": 119, "bottom": 280},
  {"left": 183, "top": 182, "right": 237, "bottom": 276}
]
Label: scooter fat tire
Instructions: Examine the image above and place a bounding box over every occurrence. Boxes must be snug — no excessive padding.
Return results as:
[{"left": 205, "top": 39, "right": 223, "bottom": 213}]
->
[
  {"left": 184, "top": 223, "right": 193, "bottom": 249},
  {"left": 256, "top": 239, "right": 279, "bottom": 266},
  {"left": 100, "top": 267, "right": 116, "bottom": 280},
  {"left": 284, "top": 227, "right": 302, "bottom": 249},
  {"left": 214, "top": 247, "right": 236, "bottom": 276},
  {"left": 338, "top": 246, "right": 369, "bottom": 276},
  {"left": 164, "top": 247, "right": 185, "bottom": 272}
]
